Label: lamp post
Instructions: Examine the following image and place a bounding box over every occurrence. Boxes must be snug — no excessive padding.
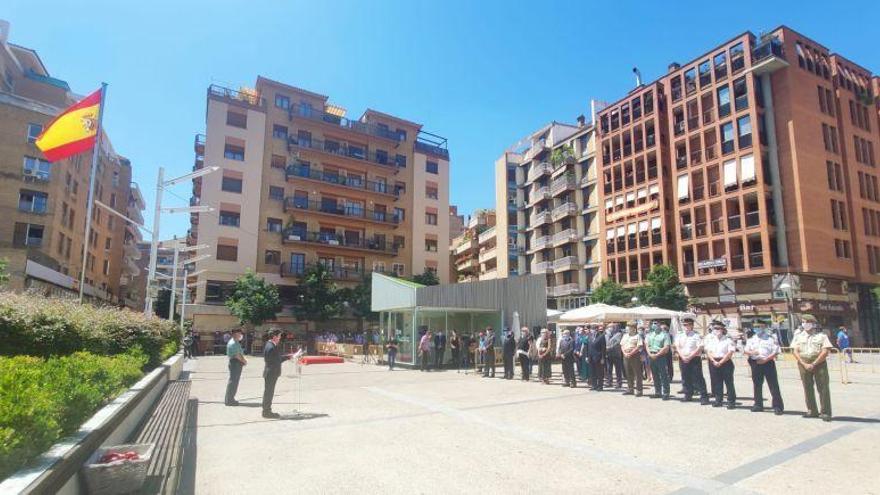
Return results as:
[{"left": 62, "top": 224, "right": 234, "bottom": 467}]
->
[
  {"left": 167, "top": 243, "right": 211, "bottom": 320},
  {"left": 779, "top": 281, "right": 793, "bottom": 346}
]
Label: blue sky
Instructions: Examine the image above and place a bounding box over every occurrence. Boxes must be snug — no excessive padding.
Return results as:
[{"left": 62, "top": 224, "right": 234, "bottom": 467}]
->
[{"left": 6, "top": 0, "right": 880, "bottom": 238}]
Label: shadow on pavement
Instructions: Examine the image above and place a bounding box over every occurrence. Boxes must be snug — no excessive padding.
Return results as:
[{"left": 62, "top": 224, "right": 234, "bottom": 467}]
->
[
  {"left": 277, "top": 412, "right": 329, "bottom": 421},
  {"left": 176, "top": 398, "right": 199, "bottom": 495}
]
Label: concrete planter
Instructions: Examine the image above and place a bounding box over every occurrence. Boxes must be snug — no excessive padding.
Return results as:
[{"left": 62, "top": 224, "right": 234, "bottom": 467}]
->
[{"left": 0, "top": 352, "right": 184, "bottom": 495}]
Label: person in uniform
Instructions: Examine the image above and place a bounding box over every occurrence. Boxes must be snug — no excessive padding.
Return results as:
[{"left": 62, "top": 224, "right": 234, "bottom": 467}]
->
[
  {"left": 502, "top": 330, "right": 517, "bottom": 379},
  {"left": 262, "top": 329, "right": 292, "bottom": 418},
  {"left": 557, "top": 329, "right": 576, "bottom": 388},
  {"left": 705, "top": 320, "right": 736, "bottom": 409},
  {"left": 791, "top": 315, "right": 833, "bottom": 421},
  {"left": 620, "top": 321, "right": 644, "bottom": 396},
  {"left": 225, "top": 328, "right": 247, "bottom": 406},
  {"left": 676, "top": 317, "right": 709, "bottom": 405},
  {"left": 537, "top": 328, "right": 553, "bottom": 384},
  {"left": 588, "top": 325, "right": 606, "bottom": 391},
  {"left": 744, "top": 319, "right": 784, "bottom": 415},
  {"left": 645, "top": 322, "right": 671, "bottom": 399},
  {"left": 483, "top": 326, "right": 497, "bottom": 378}
]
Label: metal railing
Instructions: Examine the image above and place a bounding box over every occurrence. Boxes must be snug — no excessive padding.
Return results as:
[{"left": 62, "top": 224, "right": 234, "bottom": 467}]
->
[
  {"left": 280, "top": 229, "right": 398, "bottom": 255},
  {"left": 283, "top": 198, "right": 399, "bottom": 225},
  {"left": 290, "top": 104, "right": 402, "bottom": 142},
  {"left": 285, "top": 163, "right": 397, "bottom": 197},
  {"left": 280, "top": 262, "right": 367, "bottom": 281},
  {"left": 527, "top": 162, "right": 553, "bottom": 183},
  {"left": 208, "top": 84, "right": 265, "bottom": 107},
  {"left": 288, "top": 137, "right": 399, "bottom": 169}
]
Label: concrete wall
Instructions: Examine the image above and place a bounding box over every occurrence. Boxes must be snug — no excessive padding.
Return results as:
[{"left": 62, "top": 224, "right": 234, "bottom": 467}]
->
[{"left": 412, "top": 151, "right": 450, "bottom": 282}]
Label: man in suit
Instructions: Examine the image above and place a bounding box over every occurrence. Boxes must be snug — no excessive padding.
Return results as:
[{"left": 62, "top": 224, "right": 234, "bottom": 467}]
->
[
  {"left": 262, "top": 329, "right": 292, "bottom": 419},
  {"left": 557, "top": 329, "right": 576, "bottom": 388},
  {"left": 502, "top": 330, "right": 517, "bottom": 379},
  {"left": 483, "top": 326, "right": 496, "bottom": 378},
  {"left": 588, "top": 325, "right": 607, "bottom": 390},
  {"left": 434, "top": 331, "right": 447, "bottom": 369}
]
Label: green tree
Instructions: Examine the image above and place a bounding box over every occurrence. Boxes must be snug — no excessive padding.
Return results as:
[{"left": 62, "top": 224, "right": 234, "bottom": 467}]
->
[
  {"left": 0, "top": 258, "right": 9, "bottom": 286},
  {"left": 293, "top": 264, "right": 342, "bottom": 323},
  {"left": 410, "top": 269, "right": 439, "bottom": 286},
  {"left": 337, "top": 275, "right": 377, "bottom": 322},
  {"left": 153, "top": 288, "right": 177, "bottom": 320},
  {"left": 590, "top": 279, "right": 632, "bottom": 306},
  {"left": 225, "top": 271, "right": 281, "bottom": 328},
  {"left": 636, "top": 264, "right": 688, "bottom": 311}
]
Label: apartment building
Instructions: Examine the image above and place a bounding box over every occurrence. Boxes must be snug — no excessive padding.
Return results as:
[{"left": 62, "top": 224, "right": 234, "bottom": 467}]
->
[
  {"left": 186, "top": 77, "right": 451, "bottom": 336},
  {"left": 596, "top": 26, "right": 880, "bottom": 344},
  {"left": 449, "top": 205, "right": 465, "bottom": 240},
  {"left": 0, "top": 20, "right": 142, "bottom": 305},
  {"left": 451, "top": 209, "right": 496, "bottom": 282},
  {"left": 497, "top": 120, "right": 601, "bottom": 309}
]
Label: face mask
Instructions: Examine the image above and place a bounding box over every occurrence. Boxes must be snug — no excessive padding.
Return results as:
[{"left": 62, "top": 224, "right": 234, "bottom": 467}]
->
[
  {"left": 628, "top": 328, "right": 637, "bottom": 335},
  {"left": 803, "top": 323, "right": 816, "bottom": 333},
  {"left": 714, "top": 329, "right": 723, "bottom": 337},
  {"left": 650, "top": 323, "right": 658, "bottom": 331}
]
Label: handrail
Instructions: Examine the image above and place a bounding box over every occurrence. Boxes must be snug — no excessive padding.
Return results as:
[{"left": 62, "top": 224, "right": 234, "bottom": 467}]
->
[
  {"left": 285, "top": 163, "right": 398, "bottom": 196},
  {"left": 288, "top": 137, "right": 400, "bottom": 169},
  {"left": 283, "top": 198, "right": 399, "bottom": 225}
]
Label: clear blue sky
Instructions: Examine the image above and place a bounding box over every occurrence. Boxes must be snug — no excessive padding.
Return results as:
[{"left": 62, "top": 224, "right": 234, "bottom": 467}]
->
[{"left": 7, "top": 0, "right": 880, "bottom": 238}]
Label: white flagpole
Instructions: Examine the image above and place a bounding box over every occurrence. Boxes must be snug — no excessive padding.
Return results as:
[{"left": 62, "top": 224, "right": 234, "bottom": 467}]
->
[{"left": 79, "top": 82, "right": 108, "bottom": 303}]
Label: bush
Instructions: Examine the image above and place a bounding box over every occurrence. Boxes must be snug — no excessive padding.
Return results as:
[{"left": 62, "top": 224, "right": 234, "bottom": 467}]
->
[
  {"left": 0, "top": 351, "right": 146, "bottom": 480},
  {"left": 0, "top": 293, "right": 178, "bottom": 367}
]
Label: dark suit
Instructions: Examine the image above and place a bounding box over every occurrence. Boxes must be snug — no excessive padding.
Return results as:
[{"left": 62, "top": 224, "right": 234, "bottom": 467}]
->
[
  {"left": 434, "top": 333, "right": 447, "bottom": 369},
  {"left": 502, "top": 334, "right": 516, "bottom": 379},
  {"left": 483, "top": 333, "right": 496, "bottom": 377},
  {"left": 262, "top": 340, "right": 290, "bottom": 414},
  {"left": 588, "top": 333, "right": 606, "bottom": 390},
  {"left": 558, "top": 336, "right": 576, "bottom": 387}
]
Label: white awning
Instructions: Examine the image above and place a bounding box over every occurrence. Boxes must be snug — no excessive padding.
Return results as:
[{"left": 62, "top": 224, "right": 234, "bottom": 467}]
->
[
  {"left": 605, "top": 199, "right": 613, "bottom": 209},
  {"left": 677, "top": 174, "right": 690, "bottom": 200},
  {"left": 627, "top": 223, "right": 637, "bottom": 235},
  {"left": 639, "top": 220, "right": 649, "bottom": 232},
  {"left": 741, "top": 154, "right": 756, "bottom": 182},
  {"left": 649, "top": 185, "right": 659, "bottom": 195},
  {"left": 606, "top": 230, "right": 615, "bottom": 240},
  {"left": 723, "top": 159, "right": 737, "bottom": 187},
  {"left": 615, "top": 196, "right": 624, "bottom": 206},
  {"left": 616, "top": 226, "right": 625, "bottom": 238},
  {"left": 637, "top": 188, "right": 647, "bottom": 199},
  {"left": 626, "top": 192, "right": 635, "bottom": 203},
  {"left": 650, "top": 217, "right": 661, "bottom": 229}
]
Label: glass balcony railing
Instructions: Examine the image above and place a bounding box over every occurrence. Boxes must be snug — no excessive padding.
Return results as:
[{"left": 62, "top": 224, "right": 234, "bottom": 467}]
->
[
  {"left": 280, "top": 229, "right": 398, "bottom": 255},
  {"left": 285, "top": 164, "right": 397, "bottom": 197},
  {"left": 283, "top": 198, "right": 399, "bottom": 225}
]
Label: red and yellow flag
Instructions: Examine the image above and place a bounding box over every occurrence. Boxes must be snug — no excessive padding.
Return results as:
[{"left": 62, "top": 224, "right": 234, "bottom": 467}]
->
[{"left": 35, "top": 88, "right": 103, "bottom": 162}]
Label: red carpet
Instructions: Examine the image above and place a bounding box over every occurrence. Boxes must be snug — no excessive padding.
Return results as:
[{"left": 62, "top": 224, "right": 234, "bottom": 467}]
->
[{"left": 300, "top": 355, "right": 344, "bottom": 365}]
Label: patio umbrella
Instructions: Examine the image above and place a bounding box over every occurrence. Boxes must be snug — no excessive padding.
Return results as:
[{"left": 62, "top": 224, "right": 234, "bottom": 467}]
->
[
  {"left": 558, "top": 303, "right": 634, "bottom": 324},
  {"left": 629, "top": 305, "right": 695, "bottom": 320},
  {"left": 546, "top": 309, "right": 563, "bottom": 322}
]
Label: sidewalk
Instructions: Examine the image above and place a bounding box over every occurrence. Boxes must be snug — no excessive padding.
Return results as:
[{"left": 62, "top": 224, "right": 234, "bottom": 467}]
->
[{"left": 182, "top": 356, "right": 880, "bottom": 494}]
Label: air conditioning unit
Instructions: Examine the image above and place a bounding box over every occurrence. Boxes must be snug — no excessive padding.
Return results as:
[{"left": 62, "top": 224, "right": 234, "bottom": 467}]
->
[
  {"left": 288, "top": 234, "right": 302, "bottom": 241},
  {"left": 328, "top": 240, "right": 339, "bottom": 246},
  {"left": 22, "top": 168, "right": 34, "bottom": 177}
]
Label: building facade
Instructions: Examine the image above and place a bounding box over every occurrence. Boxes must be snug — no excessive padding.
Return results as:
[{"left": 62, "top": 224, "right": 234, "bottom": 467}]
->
[
  {"left": 186, "top": 78, "right": 451, "bottom": 337},
  {"left": 596, "top": 26, "right": 880, "bottom": 344},
  {"left": 451, "top": 209, "right": 496, "bottom": 282},
  {"left": 0, "top": 20, "right": 142, "bottom": 305}
]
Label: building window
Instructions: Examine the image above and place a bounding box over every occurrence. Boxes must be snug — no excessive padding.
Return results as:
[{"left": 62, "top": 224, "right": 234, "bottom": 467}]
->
[
  {"left": 392, "top": 263, "right": 405, "bottom": 276},
  {"left": 289, "top": 253, "right": 305, "bottom": 274},
  {"left": 224, "top": 143, "right": 245, "bottom": 161},
  {"left": 23, "top": 156, "right": 51, "bottom": 181},
  {"left": 14, "top": 222, "right": 44, "bottom": 247},
  {"left": 835, "top": 239, "right": 851, "bottom": 259},
  {"left": 269, "top": 186, "right": 284, "bottom": 201},
  {"left": 393, "top": 207, "right": 405, "bottom": 222},
  {"left": 736, "top": 116, "right": 752, "bottom": 149},
  {"left": 226, "top": 110, "right": 247, "bottom": 128},
  {"left": 426, "top": 186, "right": 438, "bottom": 199},
  {"left": 26, "top": 123, "right": 43, "bottom": 143},
  {"left": 219, "top": 210, "right": 240, "bottom": 227},
  {"left": 396, "top": 129, "right": 407, "bottom": 141},
  {"left": 18, "top": 190, "right": 48, "bottom": 213},
  {"left": 272, "top": 125, "right": 288, "bottom": 140},
  {"left": 425, "top": 212, "right": 438, "bottom": 225},
  {"left": 733, "top": 77, "right": 748, "bottom": 111},
  {"left": 216, "top": 244, "right": 238, "bottom": 261},
  {"left": 395, "top": 154, "right": 407, "bottom": 168},
  {"left": 266, "top": 217, "right": 282, "bottom": 232},
  {"left": 271, "top": 155, "right": 286, "bottom": 169},
  {"left": 375, "top": 149, "right": 388, "bottom": 165},
  {"left": 102, "top": 259, "right": 110, "bottom": 275},
  {"left": 221, "top": 176, "right": 243, "bottom": 193},
  {"left": 717, "top": 86, "right": 731, "bottom": 117},
  {"left": 393, "top": 235, "right": 405, "bottom": 249},
  {"left": 104, "top": 237, "right": 111, "bottom": 250},
  {"left": 425, "top": 238, "right": 438, "bottom": 252},
  {"left": 274, "top": 94, "right": 290, "bottom": 109},
  {"left": 265, "top": 250, "right": 281, "bottom": 265},
  {"left": 720, "top": 122, "right": 735, "bottom": 154},
  {"left": 426, "top": 161, "right": 438, "bottom": 174}
]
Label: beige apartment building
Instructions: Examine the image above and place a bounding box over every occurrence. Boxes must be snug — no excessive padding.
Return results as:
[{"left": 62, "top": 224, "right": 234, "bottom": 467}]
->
[
  {"left": 185, "top": 78, "right": 451, "bottom": 338},
  {"left": 451, "top": 209, "right": 496, "bottom": 282},
  {"left": 0, "top": 20, "right": 142, "bottom": 305},
  {"left": 494, "top": 119, "right": 601, "bottom": 309}
]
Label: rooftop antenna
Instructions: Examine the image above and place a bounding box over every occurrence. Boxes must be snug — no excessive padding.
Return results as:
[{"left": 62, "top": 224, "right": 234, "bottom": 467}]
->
[{"left": 632, "top": 67, "right": 643, "bottom": 87}]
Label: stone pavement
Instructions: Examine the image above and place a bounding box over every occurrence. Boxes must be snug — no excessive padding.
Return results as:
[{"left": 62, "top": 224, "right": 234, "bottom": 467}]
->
[{"left": 179, "top": 355, "right": 880, "bottom": 495}]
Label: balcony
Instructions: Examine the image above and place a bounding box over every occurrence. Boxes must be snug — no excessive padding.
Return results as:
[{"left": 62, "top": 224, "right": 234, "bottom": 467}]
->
[
  {"left": 194, "top": 133, "right": 205, "bottom": 154},
  {"left": 547, "top": 283, "right": 581, "bottom": 297},
  {"left": 456, "top": 257, "right": 479, "bottom": 272},
  {"left": 531, "top": 261, "right": 550, "bottom": 274},
  {"left": 551, "top": 202, "right": 577, "bottom": 221},
  {"left": 289, "top": 104, "right": 402, "bottom": 143},
  {"left": 478, "top": 246, "right": 497, "bottom": 264},
  {"left": 580, "top": 172, "right": 597, "bottom": 188},
  {"left": 415, "top": 131, "right": 450, "bottom": 160},
  {"left": 529, "top": 235, "right": 551, "bottom": 253},
  {"left": 550, "top": 174, "right": 576, "bottom": 196},
  {"left": 478, "top": 226, "right": 496, "bottom": 244},
  {"left": 208, "top": 84, "right": 265, "bottom": 108},
  {"left": 526, "top": 162, "right": 553, "bottom": 183},
  {"left": 552, "top": 256, "right": 580, "bottom": 271},
  {"left": 751, "top": 37, "right": 788, "bottom": 75},
  {"left": 280, "top": 262, "right": 367, "bottom": 281},
  {"left": 528, "top": 186, "right": 550, "bottom": 205},
  {"left": 288, "top": 137, "right": 399, "bottom": 171},
  {"left": 280, "top": 229, "right": 398, "bottom": 256},
  {"left": 283, "top": 198, "right": 399, "bottom": 226},
  {"left": 454, "top": 237, "right": 478, "bottom": 255},
  {"left": 528, "top": 210, "right": 552, "bottom": 229},
  {"left": 285, "top": 163, "right": 398, "bottom": 199},
  {"left": 522, "top": 138, "right": 548, "bottom": 163},
  {"left": 479, "top": 268, "right": 499, "bottom": 281},
  {"left": 552, "top": 228, "right": 578, "bottom": 246}
]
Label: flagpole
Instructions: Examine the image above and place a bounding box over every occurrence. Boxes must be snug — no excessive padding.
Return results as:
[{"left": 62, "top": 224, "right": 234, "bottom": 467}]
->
[{"left": 78, "top": 82, "right": 108, "bottom": 303}]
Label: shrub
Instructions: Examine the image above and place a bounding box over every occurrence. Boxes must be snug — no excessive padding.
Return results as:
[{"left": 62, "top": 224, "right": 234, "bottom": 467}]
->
[
  {"left": 0, "top": 292, "right": 178, "bottom": 367},
  {"left": 0, "top": 351, "right": 145, "bottom": 480}
]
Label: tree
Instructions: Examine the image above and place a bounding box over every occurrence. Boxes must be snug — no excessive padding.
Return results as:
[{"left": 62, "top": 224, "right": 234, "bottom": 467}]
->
[
  {"left": 590, "top": 279, "right": 632, "bottom": 306},
  {"left": 293, "top": 264, "right": 342, "bottom": 323},
  {"left": 0, "top": 258, "right": 9, "bottom": 286},
  {"left": 410, "top": 269, "right": 439, "bottom": 286},
  {"left": 225, "top": 271, "right": 281, "bottom": 328},
  {"left": 337, "top": 275, "right": 377, "bottom": 322},
  {"left": 153, "top": 287, "right": 179, "bottom": 321},
  {"left": 636, "top": 264, "right": 688, "bottom": 311}
]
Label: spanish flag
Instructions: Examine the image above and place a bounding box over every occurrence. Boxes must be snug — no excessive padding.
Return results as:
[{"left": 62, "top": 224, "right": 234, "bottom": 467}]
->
[{"left": 35, "top": 88, "right": 103, "bottom": 162}]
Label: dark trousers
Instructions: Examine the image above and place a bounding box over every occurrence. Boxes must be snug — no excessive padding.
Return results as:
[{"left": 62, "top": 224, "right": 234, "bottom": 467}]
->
[
  {"left": 624, "top": 355, "right": 643, "bottom": 394},
  {"left": 650, "top": 355, "right": 670, "bottom": 396},
  {"left": 483, "top": 350, "right": 496, "bottom": 377},
  {"left": 666, "top": 351, "right": 674, "bottom": 381},
  {"left": 519, "top": 356, "right": 530, "bottom": 380},
  {"left": 539, "top": 357, "right": 552, "bottom": 382},
  {"left": 562, "top": 355, "right": 576, "bottom": 386},
  {"left": 388, "top": 350, "right": 397, "bottom": 370},
  {"left": 750, "top": 359, "right": 784, "bottom": 411},
  {"left": 589, "top": 358, "right": 605, "bottom": 389},
  {"left": 708, "top": 360, "right": 736, "bottom": 405},
  {"left": 435, "top": 346, "right": 445, "bottom": 369},
  {"left": 681, "top": 358, "right": 708, "bottom": 400},
  {"left": 451, "top": 349, "right": 461, "bottom": 370},
  {"left": 503, "top": 353, "right": 515, "bottom": 379},
  {"left": 420, "top": 351, "right": 430, "bottom": 371},
  {"left": 225, "top": 359, "right": 242, "bottom": 405},
  {"left": 262, "top": 372, "right": 279, "bottom": 413},
  {"left": 606, "top": 350, "right": 623, "bottom": 387}
]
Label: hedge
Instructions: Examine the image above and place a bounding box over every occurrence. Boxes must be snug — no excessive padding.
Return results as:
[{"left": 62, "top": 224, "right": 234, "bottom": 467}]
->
[
  {"left": 0, "top": 351, "right": 146, "bottom": 480},
  {"left": 0, "top": 292, "right": 179, "bottom": 367}
]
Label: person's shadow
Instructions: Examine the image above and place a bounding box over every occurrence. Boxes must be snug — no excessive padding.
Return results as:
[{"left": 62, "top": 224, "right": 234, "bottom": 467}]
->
[{"left": 276, "top": 412, "right": 329, "bottom": 421}]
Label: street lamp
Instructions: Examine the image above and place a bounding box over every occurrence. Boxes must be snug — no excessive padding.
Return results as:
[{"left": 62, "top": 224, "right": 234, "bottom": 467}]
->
[{"left": 167, "top": 242, "right": 211, "bottom": 321}]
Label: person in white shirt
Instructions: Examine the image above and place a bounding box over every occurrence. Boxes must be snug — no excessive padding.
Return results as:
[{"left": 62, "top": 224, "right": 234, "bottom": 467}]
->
[
  {"left": 744, "top": 320, "right": 784, "bottom": 415},
  {"left": 705, "top": 320, "right": 736, "bottom": 409},
  {"left": 675, "top": 317, "right": 709, "bottom": 405}
]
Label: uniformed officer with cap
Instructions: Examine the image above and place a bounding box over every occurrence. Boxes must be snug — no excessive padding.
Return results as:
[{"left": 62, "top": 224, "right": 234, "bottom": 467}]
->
[
  {"left": 791, "top": 314, "right": 833, "bottom": 421},
  {"left": 620, "top": 320, "right": 644, "bottom": 396},
  {"left": 744, "top": 318, "right": 784, "bottom": 415},
  {"left": 705, "top": 319, "right": 736, "bottom": 409},
  {"left": 675, "top": 316, "right": 710, "bottom": 405}
]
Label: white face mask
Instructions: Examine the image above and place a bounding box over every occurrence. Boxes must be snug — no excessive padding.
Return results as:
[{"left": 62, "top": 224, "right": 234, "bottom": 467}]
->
[
  {"left": 803, "top": 323, "right": 816, "bottom": 333},
  {"left": 714, "top": 329, "right": 723, "bottom": 337}
]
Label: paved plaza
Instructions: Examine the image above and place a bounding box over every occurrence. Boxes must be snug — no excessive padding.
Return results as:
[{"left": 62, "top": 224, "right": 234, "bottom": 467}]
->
[{"left": 181, "top": 355, "right": 880, "bottom": 494}]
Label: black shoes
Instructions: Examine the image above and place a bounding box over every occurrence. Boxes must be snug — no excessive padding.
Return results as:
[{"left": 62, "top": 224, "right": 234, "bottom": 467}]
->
[
  {"left": 262, "top": 411, "right": 281, "bottom": 419},
  {"left": 649, "top": 393, "right": 660, "bottom": 399},
  {"left": 226, "top": 401, "right": 240, "bottom": 407},
  {"left": 661, "top": 395, "right": 670, "bottom": 401},
  {"left": 622, "top": 391, "right": 634, "bottom": 396},
  {"left": 700, "top": 397, "right": 710, "bottom": 406},
  {"left": 726, "top": 404, "right": 736, "bottom": 410},
  {"left": 750, "top": 405, "right": 764, "bottom": 413},
  {"left": 820, "top": 414, "right": 832, "bottom": 422},
  {"left": 712, "top": 402, "right": 723, "bottom": 408},
  {"left": 774, "top": 409, "right": 784, "bottom": 416}
]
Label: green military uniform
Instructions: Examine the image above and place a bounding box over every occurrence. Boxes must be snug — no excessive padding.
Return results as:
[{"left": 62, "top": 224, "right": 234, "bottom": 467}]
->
[{"left": 791, "top": 315, "right": 833, "bottom": 420}]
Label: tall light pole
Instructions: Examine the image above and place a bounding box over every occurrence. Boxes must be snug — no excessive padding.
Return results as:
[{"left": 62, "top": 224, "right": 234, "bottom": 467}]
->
[
  {"left": 144, "top": 165, "right": 218, "bottom": 317},
  {"left": 167, "top": 243, "right": 210, "bottom": 320},
  {"left": 779, "top": 281, "right": 794, "bottom": 346}
]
